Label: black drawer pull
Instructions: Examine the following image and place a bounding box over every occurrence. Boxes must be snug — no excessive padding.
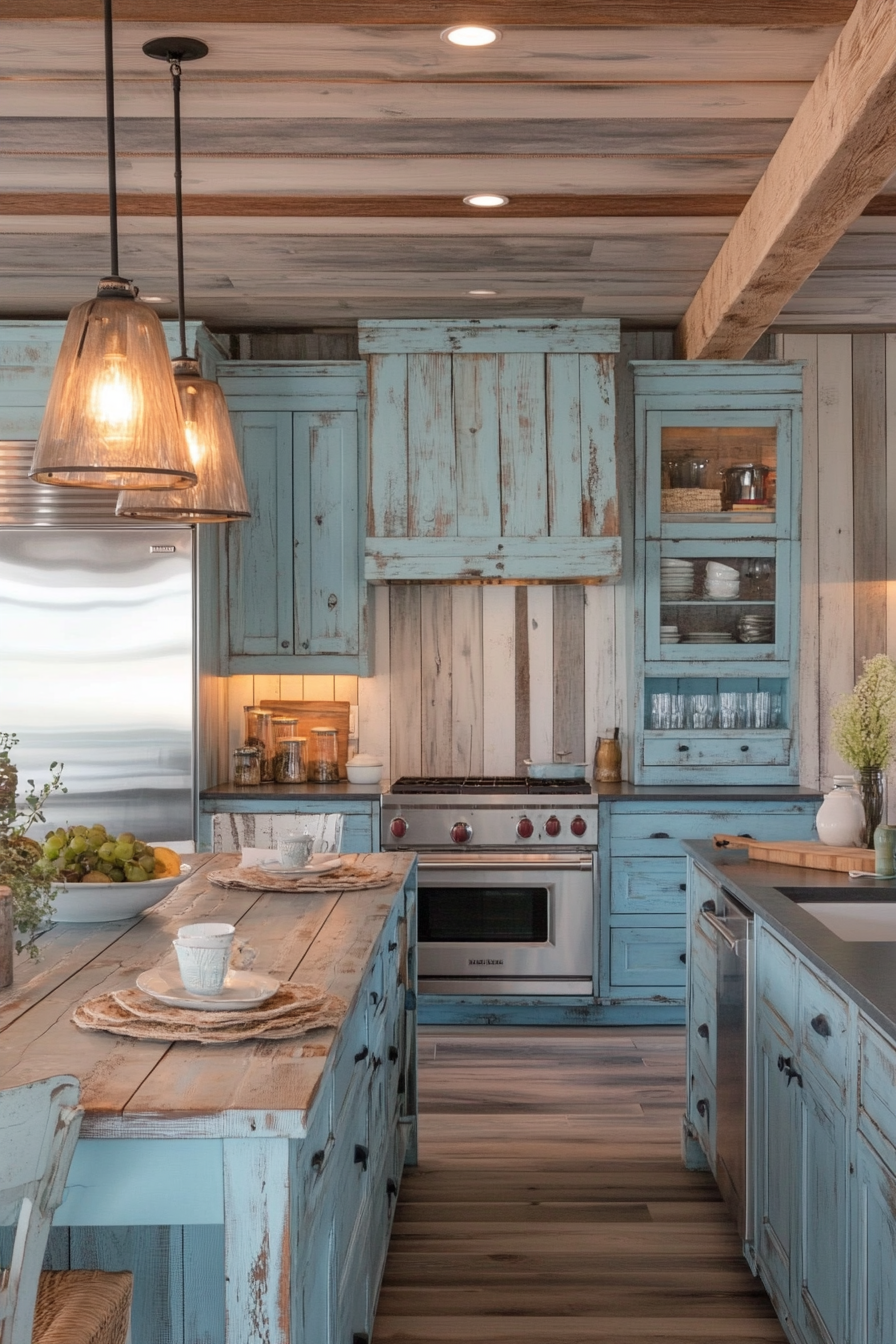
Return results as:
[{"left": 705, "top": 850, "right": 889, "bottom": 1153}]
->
[
  {"left": 386, "top": 1177, "right": 399, "bottom": 1202},
  {"left": 354, "top": 1045, "right": 369, "bottom": 1064},
  {"left": 370, "top": 990, "right": 380, "bottom": 1006},
  {"left": 740, "top": 745, "right": 749, "bottom": 752},
  {"left": 697, "top": 1023, "right": 710, "bottom": 1040},
  {"left": 398, "top": 1071, "right": 406, "bottom": 1094},
  {"left": 311, "top": 1148, "right": 326, "bottom": 1171},
  {"left": 354, "top": 1144, "right": 369, "bottom": 1171},
  {"left": 650, "top": 831, "right": 671, "bottom": 839},
  {"left": 353, "top": 1335, "right": 370, "bottom": 1344},
  {"left": 679, "top": 952, "right": 687, "bottom": 964},
  {"left": 388, "top": 941, "right": 398, "bottom": 951},
  {"left": 679, "top": 883, "right": 687, "bottom": 892},
  {"left": 696, "top": 1098, "right": 709, "bottom": 1119},
  {"left": 372, "top": 1054, "right": 383, "bottom": 1071},
  {"left": 777, "top": 1054, "right": 803, "bottom": 1088},
  {"left": 701, "top": 899, "right": 716, "bottom": 914},
  {"left": 388, "top": 1045, "right": 399, "bottom": 1062},
  {"left": 811, "top": 1014, "right": 832, "bottom": 1038},
  {"left": 678, "top": 744, "right": 689, "bottom": 752},
  {"left": 737, "top": 833, "right": 754, "bottom": 839}
]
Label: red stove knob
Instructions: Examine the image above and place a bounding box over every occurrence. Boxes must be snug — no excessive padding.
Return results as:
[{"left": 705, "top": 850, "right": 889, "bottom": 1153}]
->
[
  {"left": 570, "top": 815, "right": 588, "bottom": 837},
  {"left": 545, "top": 815, "right": 562, "bottom": 837},
  {"left": 390, "top": 816, "right": 408, "bottom": 839},
  {"left": 451, "top": 821, "right": 472, "bottom": 844},
  {"left": 516, "top": 817, "right": 534, "bottom": 839}
]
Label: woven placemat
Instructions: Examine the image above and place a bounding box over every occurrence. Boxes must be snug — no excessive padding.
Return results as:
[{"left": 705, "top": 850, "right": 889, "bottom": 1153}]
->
[
  {"left": 208, "top": 853, "right": 395, "bottom": 894},
  {"left": 72, "top": 982, "right": 346, "bottom": 1044}
]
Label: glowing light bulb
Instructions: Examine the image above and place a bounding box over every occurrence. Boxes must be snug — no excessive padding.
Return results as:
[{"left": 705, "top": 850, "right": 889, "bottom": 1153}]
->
[
  {"left": 441, "top": 25, "right": 500, "bottom": 45},
  {"left": 463, "top": 193, "right": 509, "bottom": 208},
  {"left": 90, "top": 355, "right": 139, "bottom": 443}
]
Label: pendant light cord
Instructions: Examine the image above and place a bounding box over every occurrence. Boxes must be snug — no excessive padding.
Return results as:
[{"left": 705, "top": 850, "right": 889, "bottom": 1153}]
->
[
  {"left": 169, "top": 57, "right": 188, "bottom": 360},
  {"left": 103, "top": 0, "right": 119, "bottom": 277}
]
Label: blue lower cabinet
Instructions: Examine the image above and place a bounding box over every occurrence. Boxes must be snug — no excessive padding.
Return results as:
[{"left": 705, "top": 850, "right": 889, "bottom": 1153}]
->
[
  {"left": 854, "top": 1132, "right": 896, "bottom": 1344},
  {"left": 608, "top": 923, "right": 687, "bottom": 992},
  {"left": 799, "top": 1071, "right": 850, "bottom": 1344},
  {"left": 754, "top": 1010, "right": 799, "bottom": 1318},
  {"left": 197, "top": 800, "right": 378, "bottom": 853}
]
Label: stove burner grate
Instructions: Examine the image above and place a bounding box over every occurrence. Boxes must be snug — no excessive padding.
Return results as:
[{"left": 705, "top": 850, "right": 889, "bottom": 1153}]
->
[{"left": 389, "top": 775, "right": 590, "bottom": 796}]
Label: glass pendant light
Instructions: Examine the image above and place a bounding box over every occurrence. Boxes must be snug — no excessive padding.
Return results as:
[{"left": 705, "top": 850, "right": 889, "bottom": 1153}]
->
[
  {"left": 30, "top": 0, "right": 195, "bottom": 491},
  {"left": 117, "top": 37, "right": 250, "bottom": 523}
]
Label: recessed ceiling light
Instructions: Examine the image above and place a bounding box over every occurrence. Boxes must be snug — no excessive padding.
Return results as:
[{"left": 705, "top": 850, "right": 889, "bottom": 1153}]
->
[
  {"left": 441, "top": 25, "right": 500, "bottom": 46},
  {"left": 139, "top": 295, "right": 173, "bottom": 304},
  {"left": 463, "top": 193, "right": 509, "bottom": 208},
  {"left": 468, "top": 289, "right": 497, "bottom": 296}
]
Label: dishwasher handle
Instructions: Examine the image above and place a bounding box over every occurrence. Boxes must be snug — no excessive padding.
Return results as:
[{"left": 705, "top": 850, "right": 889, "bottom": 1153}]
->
[{"left": 700, "top": 908, "right": 741, "bottom": 951}]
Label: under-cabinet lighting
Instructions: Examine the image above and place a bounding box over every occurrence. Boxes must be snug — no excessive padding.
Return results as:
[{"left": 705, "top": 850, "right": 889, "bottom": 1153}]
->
[
  {"left": 468, "top": 289, "right": 498, "bottom": 295},
  {"left": 441, "top": 25, "right": 500, "bottom": 45},
  {"left": 463, "top": 194, "right": 509, "bottom": 208}
]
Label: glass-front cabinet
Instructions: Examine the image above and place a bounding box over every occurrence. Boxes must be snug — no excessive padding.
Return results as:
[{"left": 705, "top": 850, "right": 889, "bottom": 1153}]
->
[{"left": 633, "top": 361, "right": 803, "bottom": 783}]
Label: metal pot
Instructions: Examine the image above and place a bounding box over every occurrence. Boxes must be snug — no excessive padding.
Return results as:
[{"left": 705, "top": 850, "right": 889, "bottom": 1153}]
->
[
  {"left": 665, "top": 456, "right": 709, "bottom": 489},
  {"left": 719, "top": 463, "right": 771, "bottom": 503}
]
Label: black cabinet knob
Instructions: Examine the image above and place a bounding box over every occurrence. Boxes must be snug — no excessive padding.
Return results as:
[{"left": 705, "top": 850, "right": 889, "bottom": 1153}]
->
[
  {"left": 696, "top": 1098, "right": 709, "bottom": 1118},
  {"left": 679, "top": 883, "right": 687, "bottom": 891},
  {"left": 311, "top": 1149, "right": 326, "bottom": 1171},
  {"left": 740, "top": 745, "right": 749, "bottom": 753},
  {"left": 280, "top": 640, "right": 289, "bottom": 649},
  {"left": 353, "top": 1335, "right": 370, "bottom": 1344},
  {"left": 388, "top": 1045, "right": 399, "bottom": 1062},
  {"left": 678, "top": 744, "right": 689, "bottom": 752},
  {"left": 386, "top": 1177, "right": 399, "bottom": 1202},
  {"left": 354, "top": 1144, "right": 369, "bottom": 1171},
  {"left": 370, "top": 990, "right": 380, "bottom": 1006},
  {"left": 777, "top": 1054, "right": 803, "bottom": 1087},
  {"left": 737, "top": 833, "right": 754, "bottom": 839},
  {"left": 398, "top": 1071, "right": 406, "bottom": 1095},
  {"left": 679, "top": 952, "right": 687, "bottom": 964},
  {"left": 810, "top": 1014, "right": 832, "bottom": 1038},
  {"left": 697, "top": 1023, "right": 709, "bottom": 1040},
  {"left": 354, "top": 1045, "right": 369, "bottom": 1064},
  {"left": 650, "top": 832, "right": 671, "bottom": 840},
  {"left": 388, "top": 940, "right": 398, "bottom": 951},
  {"left": 701, "top": 899, "right": 716, "bottom": 914}
]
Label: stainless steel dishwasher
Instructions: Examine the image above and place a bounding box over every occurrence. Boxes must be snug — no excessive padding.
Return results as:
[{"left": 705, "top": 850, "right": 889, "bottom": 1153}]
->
[{"left": 699, "top": 887, "right": 754, "bottom": 1245}]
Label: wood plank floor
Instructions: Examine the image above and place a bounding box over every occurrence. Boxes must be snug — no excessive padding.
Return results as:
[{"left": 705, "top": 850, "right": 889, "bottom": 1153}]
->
[{"left": 373, "top": 1026, "right": 784, "bottom": 1344}]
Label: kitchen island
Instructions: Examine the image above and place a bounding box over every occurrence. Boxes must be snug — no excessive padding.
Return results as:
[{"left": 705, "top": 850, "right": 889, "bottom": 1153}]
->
[
  {"left": 0, "top": 851, "right": 417, "bottom": 1344},
  {"left": 682, "top": 840, "right": 896, "bottom": 1344}
]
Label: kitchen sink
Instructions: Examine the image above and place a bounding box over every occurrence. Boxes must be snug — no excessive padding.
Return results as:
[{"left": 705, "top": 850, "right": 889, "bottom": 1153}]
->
[{"left": 776, "top": 886, "right": 896, "bottom": 940}]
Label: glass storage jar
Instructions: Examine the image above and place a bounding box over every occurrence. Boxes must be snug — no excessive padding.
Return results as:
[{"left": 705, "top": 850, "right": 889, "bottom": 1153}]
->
[
  {"left": 232, "top": 747, "right": 261, "bottom": 787},
  {"left": 309, "top": 727, "right": 340, "bottom": 783},
  {"left": 273, "top": 736, "right": 308, "bottom": 784},
  {"left": 272, "top": 715, "right": 299, "bottom": 742},
  {"left": 244, "top": 706, "right": 275, "bottom": 782}
]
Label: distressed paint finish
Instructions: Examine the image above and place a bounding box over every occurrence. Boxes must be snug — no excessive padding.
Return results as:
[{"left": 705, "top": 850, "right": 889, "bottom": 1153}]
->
[
  {"left": 420, "top": 585, "right": 453, "bottom": 776},
  {"left": 223, "top": 1138, "right": 291, "bottom": 1344},
  {"left": 852, "top": 332, "right": 888, "bottom": 674},
  {"left": 363, "top": 320, "right": 621, "bottom": 583}
]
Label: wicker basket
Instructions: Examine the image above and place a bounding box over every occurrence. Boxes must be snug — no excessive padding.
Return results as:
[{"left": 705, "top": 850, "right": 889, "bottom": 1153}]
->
[{"left": 661, "top": 488, "right": 723, "bottom": 514}]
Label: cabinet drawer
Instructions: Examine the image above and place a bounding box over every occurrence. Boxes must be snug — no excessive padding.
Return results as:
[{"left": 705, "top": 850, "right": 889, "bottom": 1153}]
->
[
  {"left": 858, "top": 1017, "right": 896, "bottom": 1172},
  {"left": 798, "top": 962, "right": 850, "bottom": 1103},
  {"left": 331, "top": 998, "right": 371, "bottom": 1123},
  {"left": 609, "top": 924, "right": 687, "bottom": 988},
  {"left": 643, "top": 733, "right": 791, "bottom": 768},
  {"left": 609, "top": 806, "right": 817, "bottom": 855},
  {"left": 689, "top": 1058, "right": 717, "bottom": 1170},
  {"left": 611, "top": 857, "right": 688, "bottom": 915},
  {"left": 756, "top": 922, "right": 797, "bottom": 1045},
  {"left": 690, "top": 969, "right": 717, "bottom": 1080}
]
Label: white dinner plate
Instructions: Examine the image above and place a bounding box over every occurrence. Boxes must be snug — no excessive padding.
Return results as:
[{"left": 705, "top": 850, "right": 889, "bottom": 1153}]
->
[
  {"left": 135, "top": 966, "right": 280, "bottom": 1011},
  {"left": 259, "top": 856, "right": 343, "bottom": 876}
]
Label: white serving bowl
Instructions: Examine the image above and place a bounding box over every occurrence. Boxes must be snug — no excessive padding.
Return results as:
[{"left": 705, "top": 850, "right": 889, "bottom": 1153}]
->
[
  {"left": 49, "top": 863, "right": 192, "bottom": 923},
  {"left": 346, "top": 755, "right": 384, "bottom": 784},
  {"left": 706, "top": 561, "right": 739, "bottom": 579}
]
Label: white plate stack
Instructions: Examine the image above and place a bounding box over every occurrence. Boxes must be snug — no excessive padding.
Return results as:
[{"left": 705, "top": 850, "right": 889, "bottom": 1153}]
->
[
  {"left": 737, "top": 613, "right": 775, "bottom": 643},
  {"left": 683, "top": 631, "right": 735, "bottom": 643},
  {"left": 660, "top": 624, "right": 680, "bottom": 644},
  {"left": 660, "top": 558, "right": 695, "bottom": 601},
  {"left": 704, "top": 560, "right": 740, "bottom": 601}
]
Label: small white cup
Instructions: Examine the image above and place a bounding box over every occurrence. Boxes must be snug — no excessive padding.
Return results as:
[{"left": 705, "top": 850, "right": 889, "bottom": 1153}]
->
[
  {"left": 174, "top": 939, "right": 231, "bottom": 996},
  {"left": 278, "top": 833, "right": 314, "bottom": 868},
  {"left": 177, "top": 922, "right": 235, "bottom": 947}
]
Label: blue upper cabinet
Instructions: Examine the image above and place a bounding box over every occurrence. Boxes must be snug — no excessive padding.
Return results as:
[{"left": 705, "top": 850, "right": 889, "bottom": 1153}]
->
[
  {"left": 213, "top": 362, "right": 370, "bottom": 675},
  {"left": 359, "top": 320, "right": 622, "bottom": 584},
  {"left": 631, "top": 361, "right": 804, "bottom": 784}
]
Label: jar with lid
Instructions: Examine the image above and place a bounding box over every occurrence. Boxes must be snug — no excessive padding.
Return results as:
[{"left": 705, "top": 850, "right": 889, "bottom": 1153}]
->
[
  {"left": 244, "top": 706, "right": 275, "bottom": 782},
  {"left": 272, "top": 715, "right": 299, "bottom": 742},
  {"left": 309, "top": 727, "right": 340, "bottom": 783},
  {"left": 274, "top": 737, "right": 308, "bottom": 784},
  {"left": 232, "top": 747, "right": 261, "bottom": 787},
  {"left": 816, "top": 775, "right": 865, "bottom": 847}
]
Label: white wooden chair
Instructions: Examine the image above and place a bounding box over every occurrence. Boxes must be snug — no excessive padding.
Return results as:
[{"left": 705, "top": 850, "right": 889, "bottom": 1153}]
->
[
  {"left": 213, "top": 810, "right": 345, "bottom": 855},
  {"left": 0, "top": 1076, "right": 132, "bottom": 1344}
]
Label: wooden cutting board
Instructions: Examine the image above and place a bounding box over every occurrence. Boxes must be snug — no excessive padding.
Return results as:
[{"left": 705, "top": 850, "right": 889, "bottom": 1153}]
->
[
  {"left": 260, "top": 700, "right": 351, "bottom": 779},
  {"left": 713, "top": 834, "right": 874, "bottom": 873}
]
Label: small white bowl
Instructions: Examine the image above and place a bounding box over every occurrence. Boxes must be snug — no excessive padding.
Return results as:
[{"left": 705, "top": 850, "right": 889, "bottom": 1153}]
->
[
  {"left": 49, "top": 864, "right": 192, "bottom": 923},
  {"left": 346, "top": 762, "right": 384, "bottom": 784},
  {"left": 706, "top": 561, "right": 739, "bottom": 579}
]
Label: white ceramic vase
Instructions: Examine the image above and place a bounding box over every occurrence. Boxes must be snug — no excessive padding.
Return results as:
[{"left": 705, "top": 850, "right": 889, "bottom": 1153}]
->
[{"left": 816, "top": 776, "right": 866, "bottom": 847}]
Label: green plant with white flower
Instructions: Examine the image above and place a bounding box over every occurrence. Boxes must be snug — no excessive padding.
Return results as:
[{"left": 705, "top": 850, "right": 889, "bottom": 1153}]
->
[
  {"left": 0, "top": 733, "right": 66, "bottom": 957},
  {"left": 831, "top": 654, "right": 896, "bottom": 770}
]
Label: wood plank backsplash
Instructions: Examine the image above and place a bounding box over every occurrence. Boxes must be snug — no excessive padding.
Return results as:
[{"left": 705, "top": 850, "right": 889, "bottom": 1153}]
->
[{"left": 204, "top": 328, "right": 896, "bottom": 806}]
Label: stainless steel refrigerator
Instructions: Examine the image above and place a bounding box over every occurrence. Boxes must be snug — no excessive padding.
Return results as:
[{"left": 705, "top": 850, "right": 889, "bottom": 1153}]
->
[{"left": 0, "top": 518, "right": 194, "bottom": 844}]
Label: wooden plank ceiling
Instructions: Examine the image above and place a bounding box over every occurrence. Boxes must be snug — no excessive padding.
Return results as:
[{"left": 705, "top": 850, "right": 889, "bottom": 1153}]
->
[{"left": 2, "top": 3, "right": 892, "bottom": 331}]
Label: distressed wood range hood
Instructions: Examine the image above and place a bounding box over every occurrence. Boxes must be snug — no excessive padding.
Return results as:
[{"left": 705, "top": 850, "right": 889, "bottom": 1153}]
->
[{"left": 361, "top": 319, "right": 621, "bottom": 584}]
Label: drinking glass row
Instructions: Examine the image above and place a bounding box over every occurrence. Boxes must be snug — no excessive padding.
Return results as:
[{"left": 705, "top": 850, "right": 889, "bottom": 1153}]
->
[{"left": 650, "top": 691, "right": 783, "bottom": 730}]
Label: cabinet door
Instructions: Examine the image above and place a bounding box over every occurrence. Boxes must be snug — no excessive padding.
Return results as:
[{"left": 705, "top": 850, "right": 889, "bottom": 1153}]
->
[
  {"left": 293, "top": 410, "right": 361, "bottom": 657},
  {"left": 854, "top": 1132, "right": 896, "bottom": 1344},
  {"left": 755, "top": 1012, "right": 799, "bottom": 1311},
  {"left": 799, "top": 1073, "right": 850, "bottom": 1344},
  {"left": 227, "top": 412, "right": 294, "bottom": 656}
]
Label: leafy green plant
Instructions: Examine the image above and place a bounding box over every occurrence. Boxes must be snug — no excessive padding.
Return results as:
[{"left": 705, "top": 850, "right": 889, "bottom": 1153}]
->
[
  {"left": 831, "top": 654, "right": 896, "bottom": 770},
  {"left": 0, "top": 732, "right": 66, "bottom": 957}
]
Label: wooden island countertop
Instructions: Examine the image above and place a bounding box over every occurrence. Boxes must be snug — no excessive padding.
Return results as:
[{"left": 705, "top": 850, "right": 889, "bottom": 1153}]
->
[{"left": 0, "top": 851, "right": 419, "bottom": 1344}]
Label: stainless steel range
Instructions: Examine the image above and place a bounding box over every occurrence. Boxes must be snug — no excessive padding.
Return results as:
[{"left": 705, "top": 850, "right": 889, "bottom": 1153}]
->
[{"left": 382, "top": 776, "right": 598, "bottom": 996}]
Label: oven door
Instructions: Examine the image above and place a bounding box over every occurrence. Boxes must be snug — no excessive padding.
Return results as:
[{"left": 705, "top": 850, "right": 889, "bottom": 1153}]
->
[{"left": 416, "top": 851, "right": 594, "bottom": 995}]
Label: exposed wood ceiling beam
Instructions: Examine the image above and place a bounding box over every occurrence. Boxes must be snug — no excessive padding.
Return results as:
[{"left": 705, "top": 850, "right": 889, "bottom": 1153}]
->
[
  {"left": 676, "top": 0, "right": 896, "bottom": 359},
  {"left": 0, "top": 2, "right": 856, "bottom": 23}
]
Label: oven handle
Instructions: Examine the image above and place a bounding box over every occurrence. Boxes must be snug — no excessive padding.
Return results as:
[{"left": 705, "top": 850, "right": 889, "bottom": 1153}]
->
[{"left": 417, "top": 853, "right": 594, "bottom": 872}]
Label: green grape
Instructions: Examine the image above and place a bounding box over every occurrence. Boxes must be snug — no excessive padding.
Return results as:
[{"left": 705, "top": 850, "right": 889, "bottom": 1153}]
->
[
  {"left": 133, "top": 841, "right": 146, "bottom": 857},
  {"left": 143, "top": 844, "right": 155, "bottom": 858},
  {"left": 43, "top": 842, "right": 60, "bottom": 859},
  {"left": 124, "top": 862, "right": 147, "bottom": 883},
  {"left": 98, "top": 842, "right": 117, "bottom": 862},
  {"left": 61, "top": 845, "right": 78, "bottom": 863},
  {"left": 90, "top": 824, "right": 107, "bottom": 837},
  {"left": 113, "top": 842, "right": 135, "bottom": 863},
  {"left": 54, "top": 828, "right": 66, "bottom": 840},
  {"left": 69, "top": 835, "right": 88, "bottom": 855},
  {"left": 117, "top": 832, "right": 135, "bottom": 845},
  {"left": 98, "top": 861, "right": 115, "bottom": 876},
  {"left": 138, "top": 854, "right": 155, "bottom": 874},
  {"left": 109, "top": 868, "right": 124, "bottom": 882},
  {"left": 71, "top": 825, "right": 88, "bottom": 837}
]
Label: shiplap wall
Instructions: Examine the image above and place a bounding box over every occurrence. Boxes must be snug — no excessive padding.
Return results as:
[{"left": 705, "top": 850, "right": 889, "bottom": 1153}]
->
[{"left": 205, "top": 329, "right": 896, "bottom": 793}]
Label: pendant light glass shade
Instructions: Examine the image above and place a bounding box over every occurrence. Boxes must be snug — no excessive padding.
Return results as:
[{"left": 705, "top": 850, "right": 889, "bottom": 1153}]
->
[
  {"left": 30, "top": 278, "right": 197, "bottom": 491},
  {"left": 116, "top": 358, "right": 250, "bottom": 521}
]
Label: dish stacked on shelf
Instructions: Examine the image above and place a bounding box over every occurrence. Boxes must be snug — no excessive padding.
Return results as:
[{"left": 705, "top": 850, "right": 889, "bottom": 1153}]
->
[
  {"left": 660, "top": 624, "right": 681, "bottom": 645},
  {"left": 660, "top": 558, "right": 694, "bottom": 601},
  {"left": 737, "top": 613, "right": 775, "bottom": 643},
  {"left": 704, "top": 560, "right": 741, "bottom": 601},
  {"left": 683, "top": 630, "right": 735, "bottom": 643}
]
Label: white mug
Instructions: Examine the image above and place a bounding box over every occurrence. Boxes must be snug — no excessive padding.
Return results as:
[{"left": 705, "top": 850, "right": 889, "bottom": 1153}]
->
[
  {"left": 177, "top": 922, "right": 235, "bottom": 947},
  {"left": 174, "top": 939, "right": 231, "bottom": 996},
  {"left": 278, "top": 833, "right": 314, "bottom": 868}
]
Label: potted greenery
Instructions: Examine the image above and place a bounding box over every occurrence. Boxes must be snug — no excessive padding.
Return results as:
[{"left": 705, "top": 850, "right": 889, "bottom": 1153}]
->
[
  {"left": 831, "top": 654, "right": 896, "bottom": 847},
  {"left": 0, "top": 732, "right": 65, "bottom": 983}
]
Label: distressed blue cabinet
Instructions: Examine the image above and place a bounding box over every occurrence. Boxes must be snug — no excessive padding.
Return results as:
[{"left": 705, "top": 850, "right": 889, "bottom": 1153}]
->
[
  {"left": 632, "top": 361, "right": 804, "bottom": 784},
  {"left": 208, "top": 362, "right": 370, "bottom": 674}
]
